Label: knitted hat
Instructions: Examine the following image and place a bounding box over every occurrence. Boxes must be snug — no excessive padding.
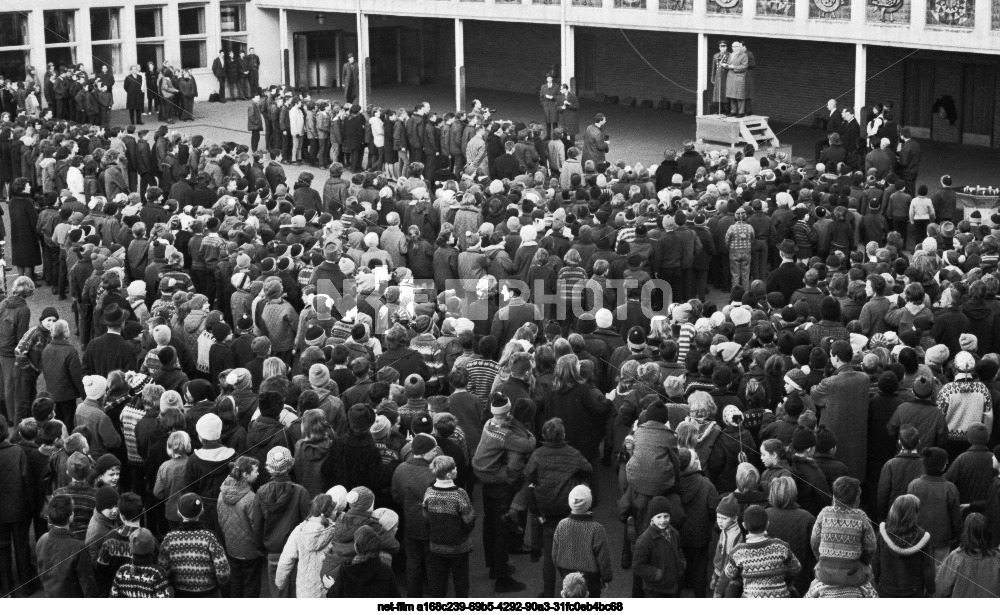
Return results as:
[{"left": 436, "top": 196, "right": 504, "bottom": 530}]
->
[
  {"left": 877, "top": 371, "right": 899, "bottom": 395},
  {"left": 595, "top": 309, "right": 613, "bottom": 329},
  {"left": 354, "top": 525, "right": 381, "bottom": 555},
  {"left": 309, "top": 363, "right": 331, "bottom": 388},
  {"left": 968, "top": 422, "right": 990, "bottom": 446},
  {"left": 95, "top": 485, "right": 120, "bottom": 512},
  {"left": 490, "top": 393, "right": 511, "bottom": 415},
  {"left": 568, "top": 484, "right": 593, "bottom": 514},
  {"left": 627, "top": 326, "right": 646, "bottom": 350},
  {"left": 258, "top": 391, "right": 284, "bottom": 418},
  {"left": 815, "top": 425, "right": 837, "bottom": 453},
  {"left": 225, "top": 368, "right": 252, "bottom": 390},
  {"left": 195, "top": 413, "right": 223, "bottom": 442},
  {"left": 925, "top": 344, "right": 949, "bottom": 366},
  {"left": 912, "top": 374, "right": 934, "bottom": 399},
  {"left": 266, "top": 446, "right": 294, "bottom": 476},
  {"left": 347, "top": 486, "right": 375, "bottom": 512},
  {"left": 130, "top": 528, "right": 156, "bottom": 556},
  {"left": 717, "top": 493, "right": 739, "bottom": 518},
  {"left": 404, "top": 374, "right": 426, "bottom": 398},
  {"left": 40, "top": 306, "right": 59, "bottom": 322},
  {"left": 32, "top": 397, "right": 55, "bottom": 422},
  {"left": 955, "top": 351, "right": 976, "bottom": 373},
  {"left": 730, "top": 306, "right": 751, "bottom": 326},
  {"left": 922, "top": 447, "right": 949, "bottom": 475},
  {"left": 251, "top": 336, "right": 271, "bottom": 357},
  {"left": 177, "top": 493, "right": 203, "bottom": 519},
  {"left": 152, "top": 325, "right": 172, "bottom": 346},
  {"left": 67, "top": 451, "right": 93, "bottom": 481},
  {"left": 791, "top": 427, "right": 817, "bottom": 451},
  {"left": 645, "top": 401, "right": 670, "bottom": 425},
  {"left": 784, "top": 368, "right": 807, "bottom": 391},
  {"left": 94, "top": 453, "right": 121, "bottom": 477},
  {"left": 373, "top": 508, "right": 399, "bottom": 534},
  {"left": 411, "top": 433, "right": 437, "bottom": 457},
  {"left": 647, "top": 496, "right": 673, "bottom": 521},
  {"left": 83, "top": 375, "right": 108, "bottom": 399},
  {"left": 348, "top": 403, "right": 376, "bottom": 432},
  {"left": 211, "top": 322, "right": 232, "bottom": 343},
  {"left": 370, "top": 415, "right": 391, "bottom": 439}
]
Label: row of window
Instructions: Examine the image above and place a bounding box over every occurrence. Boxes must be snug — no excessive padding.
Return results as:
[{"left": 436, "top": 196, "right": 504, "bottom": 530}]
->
[{"left": 0, "top": 3, "right": 248, "bottom": 83}]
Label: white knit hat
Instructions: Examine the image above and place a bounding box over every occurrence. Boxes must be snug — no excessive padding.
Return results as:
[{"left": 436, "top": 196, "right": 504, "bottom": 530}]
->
[
  {"left": 83, "top": 375, "right": 108, "bottom": 400},
  {"left": 196, "top": 413, "right": 223, "bottom": 442}
]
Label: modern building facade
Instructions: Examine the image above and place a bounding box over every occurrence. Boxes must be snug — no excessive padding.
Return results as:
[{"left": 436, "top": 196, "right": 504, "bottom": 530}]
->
[{"left": 2, "top": 0, "right": 999, "bottom": 147}]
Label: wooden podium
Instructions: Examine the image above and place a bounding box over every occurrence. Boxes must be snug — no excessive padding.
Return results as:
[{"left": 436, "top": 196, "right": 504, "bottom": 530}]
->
[{"left": 696, "top": 114, "right": 781, "bottom": 152}]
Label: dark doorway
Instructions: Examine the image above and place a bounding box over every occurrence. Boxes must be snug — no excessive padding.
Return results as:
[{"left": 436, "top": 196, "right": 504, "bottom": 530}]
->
[
  {"left": 902, "top": 59, "right": 935, "bottom": 139},
  {"left": 576, "top": 29, "right": 597, "bottom": 92},
  {"left": 962, "top": 63, "right": 996, "bottom": 146},
  {"left": 293, "top": 31, "right": 341, "bottom": 90}
]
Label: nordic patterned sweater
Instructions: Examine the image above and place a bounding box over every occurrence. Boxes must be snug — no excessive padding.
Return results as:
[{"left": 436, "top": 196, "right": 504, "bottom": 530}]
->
[
  {"left": 724, "top": 536, "right": 801, "bottom": 598},
  {"left": 109, "top": 561, "right": 174, "bottom": 598},
  {"left": 551, "top": 513, "right": 613, "bottom": 582},
  {"left": 936, "top": 377, "right": 993, "bottom": 441},
  {"left": 157, "top": 520, "right": 231, "bottom": 593},
  {"left": 810, "top": 504, "right": 877, "bottom": 567},
  {"left": 53, "top": 482, "right": 97, "bottom": 541},
  {"left": 422, "top": 483, "right": 476, "bottom": 556}
]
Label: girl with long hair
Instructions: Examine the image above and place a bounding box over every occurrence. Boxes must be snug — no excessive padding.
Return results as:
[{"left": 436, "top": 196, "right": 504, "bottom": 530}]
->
[
  {"left": 217, "top": 456, "right": 262, "bottom": 598},
  {"left": 873, "top": 494, "right": 935, "bottom": 597}
]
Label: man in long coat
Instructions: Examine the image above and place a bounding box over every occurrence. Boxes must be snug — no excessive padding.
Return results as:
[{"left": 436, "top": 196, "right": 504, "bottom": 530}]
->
[
  {"left": 724, "top": 41, "right": 748, "bottom": 117},
  {"left": 810, "top": 340, "right": 871, "bottom": 484},
  {"left": 123, "top": 65, "right": 144, "bottom": 126},
  {"left": 342, "top": 54, "right": 360, "bottom": 105},
  {"left": 581, "top": 113, "right": 609, "bottom": 167},
  {"left": 557, "top": 84, "right": 580, "bottom": 145},
  {"left": 711, "top": 41, "right": 729, "bottom": 114},
  {"left": 539, "top": 74, "right": 559, "bottom": 140}
]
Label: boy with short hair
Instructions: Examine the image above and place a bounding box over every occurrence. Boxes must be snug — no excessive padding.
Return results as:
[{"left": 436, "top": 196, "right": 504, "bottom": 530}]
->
[
  {"left": 158, "top": 493, "right": 231, "bottom": 597},
  {"left": 422, "top": 454, "right": 476, "bottom": 598},
  {"left": 907, "top": 447, "right": 962, "bottom": 567},
  {"left": 110, "top": 528, "right": 173, "bottom": 598},
  {"left": 36, "top": 495, "right": 98, "bottom": 597},
  {"left": 876, "top": 424, "right": 925, "bottom": 520},
  {"left": 724, "top": 505, "right": 801, "bottom": 598},
  {"left": 85, "top": 485, "right": 121, "bottom": 585},
  {"left": 51, "top": 451, "right": 97, "bottom": 540},
  {"left": 632, "top": 496, "right": 686, "bottom": 597},
  {"left": 95, "top": 492, "right": 145, "bottom": 595}
]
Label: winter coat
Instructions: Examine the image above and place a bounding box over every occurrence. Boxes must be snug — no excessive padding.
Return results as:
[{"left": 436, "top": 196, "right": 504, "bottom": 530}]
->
[
  {"left": 321, "top": 431, "right": 389, "bottom": 493},
  {"left": 810, "top": 365, "right": 871, "bottom": 480},
  {"left": 0, "top": 441, "right": 30, "bottom": 524},
  {"left": 36, "top": 527, "right": 98, "bottom": 597},
  {"left": 322, "top": 509, "right": 400, "bottom": 579},
  {"left": 706, "top": 425, "right": 756, "bottom": 494},
  {"left": 766, "top": 505, "right": 816, "bottom": 596},
  {"left": 252, "top": 474, "right": 311, "bottom": 554},
  {"left": 544, "top": 382, "right": 606, "bottom": 460},
  {"left": 676, "top": 468, "right": 720, "bottom": 550},
  {"left": 41, "top": 338, "right": 85, "bottom": 402},
  {"left": 9, "top": 195, "right": 40, "bottom": 267},
  {"left": 907, "top": 475, "right": 962, "bottom": 549},
  {"left": 524, "top": 441, "right": 593, "bottom": 518},
  {"left": 216, "top": 477, "right": 260, "bottom": 560},
  {"left": 632, "top": 525, "right": 686, "bottom": 595},
  {"left": 872, "top": 524, "right": 934, "bottom": 597},
  {"left": 626, "top": 420, "right": 680, "bottom": 497},
  {"left": 276, "top": 517, "right": 336, "bottom": 598},
  {"left": 293, "top": 439, "right": 332, "bottom": 497},
  {"left": 390, "top": 457, "right": 436, "bottom": 541},
  {"left": 328, "top": 557, "right": 399, "bottom": 598}
]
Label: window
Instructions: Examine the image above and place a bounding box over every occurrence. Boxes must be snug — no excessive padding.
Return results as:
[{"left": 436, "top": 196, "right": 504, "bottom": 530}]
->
[
  {"left": 0, "top": 13, "right": 28, "bottom": 48},
  {"left": 43, "top": 10, "right": 76, "bottom": 70},
  {"left": 0, "top": 50, "right": 29, "bottom": 82},
  {"left": 179, "top": 5, "right": 206, "bottom": 36},
  {"left": 44, "top": 10, "right": 76, "bottom": 45},
  {"left": 180, "top": 40, "right": 207, "bottom": 69},
  {"left": 221, "top": 3, "right": 248, "bottom": 56},
  {"left": 90, "top": 8, "right": 122, "bottom": 73},
  {"left": 178, "top": 4, "right": 208, "bottom": 68},
  {"left": 135, "top": 7, "right": 165, "bottom": 70},
  {"left": 135, "top": 7, "right": 163, "bottom": 39}
]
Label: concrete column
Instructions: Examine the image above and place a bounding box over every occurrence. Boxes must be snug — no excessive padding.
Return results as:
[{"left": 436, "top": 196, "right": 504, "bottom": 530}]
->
[
  {"left": 396, "top": 27, "right": 403, "bottom": 84},
  {"left": 76, "top": 8, "right": 93, "bottom": 72},
  {"left": 121, "top": 7, "right": 138, "bottom": 73},
  {"left": 357, "top": 11, "right": 370, "bottom": 109},
  {"left": 454, "top": 19, "right": 465, "bottom": 111},
  {"left": 911, "top": 0, "right": 927, "bottom": 31},
  {"left": 697, "top": 33, "right": 708, "bottom": 116},
  {"left": 206, "top": 0, "right": 222, "bottom": 57},
  {"left": 853, "top": 43, "right": 866, "bottom": 119},
  {"left": 29, "top": 10, "right": 45, "bottom": 73},
  {"left": 561, "top": 24, "right": 575, "bottom": 92},
  {"left": 279, "top": 9, "right": 289, "bottom": 84},
  {"left": 334, "top": 31, "right": 342, "bottom": 88},
  {"left": 162, "top": 4, "right": 181, "bottom": 66}
]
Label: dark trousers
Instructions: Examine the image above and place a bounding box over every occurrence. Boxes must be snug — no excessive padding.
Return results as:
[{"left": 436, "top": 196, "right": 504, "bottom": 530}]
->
[
  {"left": 41, "top": 242, "right": 56, "bottom": 287},
  {"left": 176, "top": 587, "right": 221, "bottom": 598},
  {"left": 347, "top": 149, "right": 363, "bottom": 172},
  {"left": 191, "top": 269, "right": 208, "bottom": 296},
  {"left": 229, "top": 556, "right": 263, "bottom": 598},
  {"left": 681, "top": 545, "right": 710, "bottom": 597},
  {"left": 128, "top": 108, "right": 142, "bottom": 125},
  {"left": 693, "top": 269, "right": 708, "bottom": 301},
  {"left": 13, "top": 368, "right": 37, "bottom": 422},
  {"left": 282, "top": 133, "right": 292, "bottom": 162},
  {"left": 409, "top": 147, "right": 424, "bottom": 165},
  {"left": 482, "top": 482, "right": 517, "bottom": 575},
  {"left": 56, "top": 98, "right": 68, "bottom": 120},
  {"left": 181, "top": 97, "right": 194, "bottom": 120},
  {"left": 661, "top": 268, "right": 681, "bottom": 304},
  {"left": 891, "top": 217, "right": 908, "bottom": 246},
  {"left": 751, "top": 244, "right": 769, "bottom": 282},
  {"left": 426, "top": 552, "right": 469, "bottom": 598},
  {"left": 55, "top": 399, "right": 76, "bottom": 427},
  {"left": 318, "top": 138, "right": 330, "bottom": 167},
  {"left": 0, "top": 520, "right": 32, "bottom": 597},
  {"left": 249, "top": 129, "right": 260, "bottom": 153},
  {"left": 424, "top": 153, "right": 437, "bottom": 184},
  {"left": 216, "top": 78, "right": 227, "bottom": 102},
  {"left": 913, "top": 220, "right": 929, "bottom": 245},
  {"left": 404, "top": 537, "right": 429, "bottom": 597},
  {"left": 540, "top": 517, "right": 565, "bottom": 597},
  {"left": 56, "top": 249, "right": 68, "bottom": 299},
  {"left": 146, "top": 91, "right": 158, "bottom": 112}
]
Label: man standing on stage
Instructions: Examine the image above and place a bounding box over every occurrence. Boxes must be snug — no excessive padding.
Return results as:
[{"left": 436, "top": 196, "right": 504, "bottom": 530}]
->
[
  {"left": 724, "top": 41, "right": 749, "bottom": 117},
  {"left": 342, "top": 53, "right": 360, "bottom": 105},
  {"left": 711, "top": 41, "right": 729, "bottom": 115},
  {"left": 744, "top": 43, "right": 756, "bottom": 115},
  {"left": 539, "top": 73, "right": 559, "bottom": 140},
  {"left": 246, "top": 47, "right": 261, "bottom": 94}
]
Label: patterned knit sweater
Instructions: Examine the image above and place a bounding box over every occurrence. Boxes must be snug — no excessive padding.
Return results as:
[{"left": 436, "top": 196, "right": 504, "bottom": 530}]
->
[
  {"left": 157, "top": 521, "right": 231, "bottom": 593},
  {"left": 260, "top": 299, "right": 298, "bottom": 353},
  {"left": 551, "top": 513, "right": 613, "bottom": 582},
  {"left": 936, "top": 377, "right": 993, "bottom": 441},
  {"left": 409, "top": 334, "right": 445, "bottom": 386},
  {"left": 110, "top": 562, "right": 174, "bottom": 598},
  {"left": 723, "top": 537, "right": 801, "bottom": 598},
  {"left": 804, "top": 579, "right": 878, "bottom": 598},
  {"left": 464, "top": 358, "right": 499, "bottom": 407},
  {"left": 810, "top": 504, "right": 877, "bottom": 572},
  {"left": 120, "top": 401, "right": 146, "bottom": 464},
  {"left": 422, "top": 483, "right": 476, "bottom": 555},
  {"left": 53, "top": 482, "right": 97, "bottom": 541}
]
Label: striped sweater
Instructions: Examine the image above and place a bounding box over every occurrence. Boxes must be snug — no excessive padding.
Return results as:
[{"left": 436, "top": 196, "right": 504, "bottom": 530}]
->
[
  {"left": 465, "top": 358, "right": 499, "bottom": 407},
  {"left": 120, "top": 402, "right": 146, "bottom": 464},
  {"left": 409, "top": 334, "right": 445, "bottom": 386},
  {"left": 936, "top": 377, "right": 993, "bottom": 441},
  {"left": 157, "top": 522, "right": 231, "bottom": 593},
  {"left": 422, "top": 483, "right": 476, "bottom": 555},
  {"left": 723, "top": 537, "right": 801, "bottom": 598},
  {"left": 52, "top": 482, "right": 97, "bottom": 541},
  {"left": 110, "top": 562, "right": 174, "bottom": 598}
]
